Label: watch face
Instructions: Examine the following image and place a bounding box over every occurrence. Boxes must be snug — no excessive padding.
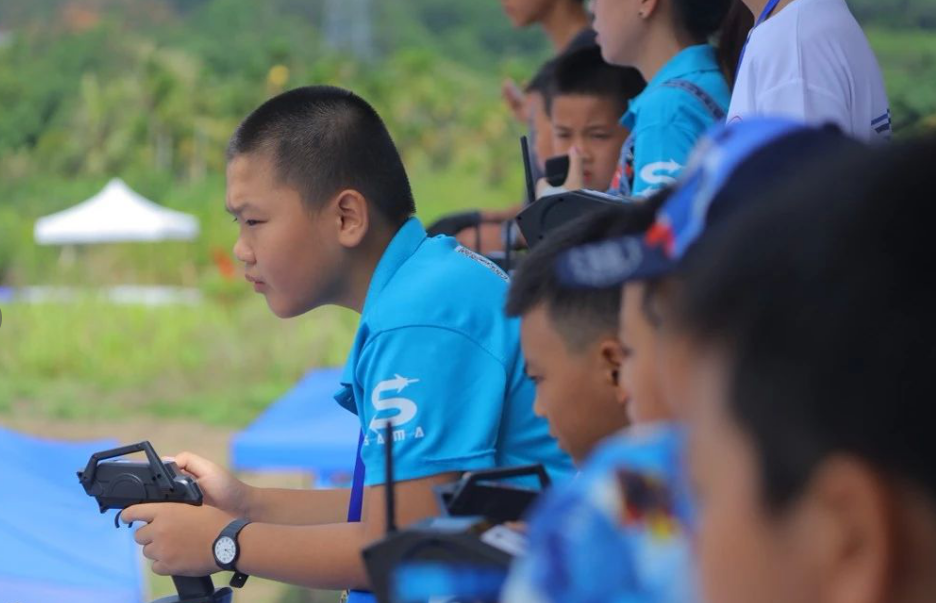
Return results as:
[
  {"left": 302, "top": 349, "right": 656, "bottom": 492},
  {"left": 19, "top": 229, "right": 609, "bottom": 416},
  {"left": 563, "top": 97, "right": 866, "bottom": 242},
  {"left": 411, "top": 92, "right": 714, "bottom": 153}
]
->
[{"left": 214, "top": 536, "right": 237, "bottom": 565}]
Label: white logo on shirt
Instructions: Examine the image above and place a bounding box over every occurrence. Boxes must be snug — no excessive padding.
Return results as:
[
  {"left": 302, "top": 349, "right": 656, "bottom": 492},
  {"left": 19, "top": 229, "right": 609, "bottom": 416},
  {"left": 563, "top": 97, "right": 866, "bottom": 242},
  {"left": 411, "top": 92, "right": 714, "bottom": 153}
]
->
[
  {"left": 367, "top": 375, "right": 424, "bottom": 443},
  {"left": 640, "top": 160, "right": 683, "bottom": 190}
]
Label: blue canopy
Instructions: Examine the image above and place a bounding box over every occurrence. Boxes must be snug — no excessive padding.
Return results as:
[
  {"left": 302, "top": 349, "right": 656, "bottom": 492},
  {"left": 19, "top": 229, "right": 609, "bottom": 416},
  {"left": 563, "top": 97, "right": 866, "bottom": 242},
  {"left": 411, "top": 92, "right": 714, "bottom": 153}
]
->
[
  {"left": 230, "top": 367, "right": 360, "bottom": 485},
  {"left": 0, "top": 427, "right": 143, "bottom": 603}
]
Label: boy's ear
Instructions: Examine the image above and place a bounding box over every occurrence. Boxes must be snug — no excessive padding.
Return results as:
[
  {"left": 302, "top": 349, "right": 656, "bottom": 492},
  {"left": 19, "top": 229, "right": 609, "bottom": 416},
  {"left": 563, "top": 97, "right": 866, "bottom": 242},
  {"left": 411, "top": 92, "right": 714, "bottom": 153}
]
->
[
  {"left": 802, "top": 456, "right": 894, "bottom": 603},
  {"left": 330, "top": 189, "right": 370, "bottom": 249},
  {"left": 639, "top": 0, "right": 660, "bottom": 19},
  {"left": 598, "top": 337, "right": 625, "bottom": 390}
]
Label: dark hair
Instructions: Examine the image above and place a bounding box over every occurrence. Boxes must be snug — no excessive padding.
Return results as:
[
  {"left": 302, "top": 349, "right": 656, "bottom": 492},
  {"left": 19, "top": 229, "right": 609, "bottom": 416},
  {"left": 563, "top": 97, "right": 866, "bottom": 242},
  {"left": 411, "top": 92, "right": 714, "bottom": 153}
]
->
[
  {"left": 525, "top": 59, "right": 556, "bottom": 98},
  {"left": 506, "top": 204, "right": 657, "bottom": 351},
  {"left": 546, "top": 45, "right": 647, "bottom": 117},
  {"left": 715, "top": 1, "right": 754, "bottom": 87},
  {"left": 227, "top": 85, "right": 415, "bottom": 227},
  {"left": 672, "top": 0, "right": 752, "bottom": 84},
  {"left": 676, "top": 135, "right": 936, "bottom": 511}
]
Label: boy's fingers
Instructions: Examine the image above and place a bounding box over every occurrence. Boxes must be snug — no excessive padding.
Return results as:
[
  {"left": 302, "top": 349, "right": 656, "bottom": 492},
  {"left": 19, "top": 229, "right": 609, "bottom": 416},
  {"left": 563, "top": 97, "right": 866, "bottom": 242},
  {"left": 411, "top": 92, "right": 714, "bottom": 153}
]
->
[
  {"left": 121, "top": 504, "right": 158, "bottom": 525},
  {"left": 172, "top": 451, "right": 212, "bottom": 477},
  {"left": 134, "top": 524, "right": 153, "bottom": 545},
  {"left": 565, "top": 147, "right": 585, "bottom": 190}
]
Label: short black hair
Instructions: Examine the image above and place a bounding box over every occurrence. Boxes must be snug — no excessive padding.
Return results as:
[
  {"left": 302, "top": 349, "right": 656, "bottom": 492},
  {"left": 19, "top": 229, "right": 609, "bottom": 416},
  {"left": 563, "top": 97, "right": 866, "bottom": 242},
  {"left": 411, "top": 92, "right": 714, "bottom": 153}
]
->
[
  {"left": 506, "top": 203, "right": 658, "bottom": 351},
  {"left": 546, "top": 46, "right": 646, "bottom": 117},
  {"left": 227, "top": 85, "right": 415, "bottom": 227},
  {"left": 525, "top": 59, "right": 556, "bottom": 97},
  {"left": 677, "top": 135, "right": 936, "bottom": 511}
]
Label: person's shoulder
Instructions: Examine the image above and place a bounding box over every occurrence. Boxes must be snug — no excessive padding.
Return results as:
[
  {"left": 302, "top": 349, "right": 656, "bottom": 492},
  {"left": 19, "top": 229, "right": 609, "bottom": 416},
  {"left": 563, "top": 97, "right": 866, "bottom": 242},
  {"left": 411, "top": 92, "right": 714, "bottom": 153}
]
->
[
  {"left": 633, "top": 75, "right": 729, "bottom": 133},
  {"left": 366, "top": 235, "right": 515, "bottom": 341},
  {"left": 755, "top": 0, "right": 871, "bottom": 53}
]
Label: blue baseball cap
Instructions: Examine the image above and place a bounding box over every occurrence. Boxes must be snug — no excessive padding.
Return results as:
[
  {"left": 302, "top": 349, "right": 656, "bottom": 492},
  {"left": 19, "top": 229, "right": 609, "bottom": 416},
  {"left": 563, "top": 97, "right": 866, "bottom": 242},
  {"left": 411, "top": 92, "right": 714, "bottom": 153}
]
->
[{"left": 556, "top": 118, "right": 862, "bottom": 288}]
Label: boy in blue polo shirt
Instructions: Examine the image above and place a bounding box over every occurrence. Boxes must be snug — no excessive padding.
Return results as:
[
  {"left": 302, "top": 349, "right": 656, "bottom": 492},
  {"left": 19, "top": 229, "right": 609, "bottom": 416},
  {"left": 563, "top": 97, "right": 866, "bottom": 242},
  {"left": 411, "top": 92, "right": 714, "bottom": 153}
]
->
[
  {"left": 121, "top": 86, "right": 573, "bottom": 598},
  {"left": 502, "top": 118, "right": 865, "bottom": 603}
]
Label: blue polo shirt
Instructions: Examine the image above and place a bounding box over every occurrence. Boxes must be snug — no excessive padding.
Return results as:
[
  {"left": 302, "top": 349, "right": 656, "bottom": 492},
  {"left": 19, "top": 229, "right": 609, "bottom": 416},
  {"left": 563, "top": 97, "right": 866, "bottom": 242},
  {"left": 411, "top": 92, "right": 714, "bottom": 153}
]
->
[
  {"left": 335, "top": 218, "right": 574, "bottom": 488},
  {"left": 502, "top": 423, "right": 698, "bottom": 603},
  {"left": 609, "top": 44, "right": 731, "bottom": 198}
]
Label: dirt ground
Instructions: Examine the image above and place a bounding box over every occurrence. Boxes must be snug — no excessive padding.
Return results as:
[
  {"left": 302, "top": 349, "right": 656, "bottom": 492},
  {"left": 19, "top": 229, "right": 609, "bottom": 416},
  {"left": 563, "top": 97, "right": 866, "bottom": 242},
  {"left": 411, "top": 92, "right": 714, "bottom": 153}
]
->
[{"left": 2, "top": 416, "right": 340, "bottom": 603}]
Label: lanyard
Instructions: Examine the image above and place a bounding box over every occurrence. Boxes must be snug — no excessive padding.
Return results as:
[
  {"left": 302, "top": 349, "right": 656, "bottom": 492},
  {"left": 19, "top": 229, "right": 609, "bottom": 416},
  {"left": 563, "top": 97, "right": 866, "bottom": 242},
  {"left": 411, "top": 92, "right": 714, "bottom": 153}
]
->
[
  {"left": 346, "top": 431, "right": 366, "bottom": 522},
  {"left": 734, "top": 0, "right": 784, "bottom": 85}
]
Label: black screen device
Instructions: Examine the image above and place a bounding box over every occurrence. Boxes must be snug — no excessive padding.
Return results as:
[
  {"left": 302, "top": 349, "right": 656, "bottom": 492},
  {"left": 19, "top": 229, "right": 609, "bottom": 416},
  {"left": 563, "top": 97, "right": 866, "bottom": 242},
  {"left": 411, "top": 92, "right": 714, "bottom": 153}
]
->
[
  {"left": 544, "top": 155, "right": 570, "bottom": 187},
  {"left": 78, "top": 441, "right": 235, "bottom": 603},
  {"left": 361, "top": 424, "right": 545, "bottom": 603},
  {"left": 435, "top": 464, "right": 550, "bottom": 523},
  {"left": 516, "top": 188, "right": 646, "bottom": 248},
  {"left": 517, "top": 135, "right": 645, "bottom": 247}
]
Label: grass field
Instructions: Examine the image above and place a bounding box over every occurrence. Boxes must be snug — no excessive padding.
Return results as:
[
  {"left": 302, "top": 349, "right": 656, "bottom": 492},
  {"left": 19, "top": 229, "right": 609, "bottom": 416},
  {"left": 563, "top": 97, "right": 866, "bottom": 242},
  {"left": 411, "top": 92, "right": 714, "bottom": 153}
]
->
[{"left": 0, "top": 159, "right": 523, "bottom": 425}]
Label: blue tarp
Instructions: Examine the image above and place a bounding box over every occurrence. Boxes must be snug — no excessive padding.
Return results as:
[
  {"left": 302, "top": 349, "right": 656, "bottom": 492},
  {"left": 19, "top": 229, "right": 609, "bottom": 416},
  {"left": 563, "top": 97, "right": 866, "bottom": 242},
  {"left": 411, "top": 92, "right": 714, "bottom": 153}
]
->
[
  {"left": 0, "top": 427, "right": 143, "bottom": 603},
  {"left": 230, "top": 367, "right": 360, "bottom": 485}
]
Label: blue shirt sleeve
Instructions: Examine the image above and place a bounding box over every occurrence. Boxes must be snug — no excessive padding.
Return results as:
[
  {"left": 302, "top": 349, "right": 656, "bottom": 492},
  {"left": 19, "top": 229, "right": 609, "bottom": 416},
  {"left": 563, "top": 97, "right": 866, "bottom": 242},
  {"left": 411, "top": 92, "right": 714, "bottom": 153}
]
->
[
  {"left": 355, "top": 326, "right": 506, "bottom": 485},
  {"left": 630, "top": 123, "right": 699, "bottom": 197}
]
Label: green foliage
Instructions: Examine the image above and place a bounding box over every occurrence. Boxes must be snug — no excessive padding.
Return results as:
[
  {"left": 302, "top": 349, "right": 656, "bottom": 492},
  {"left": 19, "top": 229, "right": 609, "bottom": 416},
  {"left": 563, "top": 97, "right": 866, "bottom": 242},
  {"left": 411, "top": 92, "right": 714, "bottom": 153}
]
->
[
  {"left": 850, "top": 0, "right": 936, "bottom": 30},
  {"left": 867, "top": 28, "right": 936, "bottom": 133},
  {"left": 0, "top": 297, "right": 358, "bottom": 426},
  {"left": 0, "top": 0, "right": 934, "bottom": 426}
]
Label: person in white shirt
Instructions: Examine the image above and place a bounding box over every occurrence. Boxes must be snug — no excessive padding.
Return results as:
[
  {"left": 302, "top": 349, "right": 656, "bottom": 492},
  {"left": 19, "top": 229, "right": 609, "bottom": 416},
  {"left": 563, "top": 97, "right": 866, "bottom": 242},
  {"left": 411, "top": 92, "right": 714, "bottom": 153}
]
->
[{"left": 729, "top": 0, "right": 892, "bottom": 141}]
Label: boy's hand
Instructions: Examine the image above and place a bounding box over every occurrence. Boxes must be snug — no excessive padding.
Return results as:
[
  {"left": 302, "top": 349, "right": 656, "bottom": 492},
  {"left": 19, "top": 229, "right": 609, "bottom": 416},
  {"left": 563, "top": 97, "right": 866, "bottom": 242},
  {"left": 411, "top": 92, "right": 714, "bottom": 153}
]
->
[
  {"left": 502, "top": 78, "right": 528, "bottom": 123},
  {"left": 561, "top": 146, "right": 585, "bottom": 191},
  {"left": 171, "top": 451, "right": 254, "bottom": 518},
  {"left": 122, "top": 503, "right": 233, "bottom": 577}
]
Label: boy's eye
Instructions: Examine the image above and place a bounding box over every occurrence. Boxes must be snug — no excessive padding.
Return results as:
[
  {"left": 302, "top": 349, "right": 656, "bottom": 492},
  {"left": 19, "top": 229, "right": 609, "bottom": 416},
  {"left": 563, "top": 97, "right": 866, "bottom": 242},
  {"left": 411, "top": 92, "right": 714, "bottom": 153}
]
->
[{"left": 245, "top": 219, "right": 260, "bottom": 227}]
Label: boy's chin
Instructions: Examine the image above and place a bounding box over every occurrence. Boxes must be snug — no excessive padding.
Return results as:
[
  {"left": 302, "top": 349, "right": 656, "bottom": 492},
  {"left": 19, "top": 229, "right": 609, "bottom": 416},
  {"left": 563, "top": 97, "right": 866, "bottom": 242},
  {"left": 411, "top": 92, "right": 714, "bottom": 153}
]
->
[{"left": 266, "top": 296, "right": 313, "bottom": 319}]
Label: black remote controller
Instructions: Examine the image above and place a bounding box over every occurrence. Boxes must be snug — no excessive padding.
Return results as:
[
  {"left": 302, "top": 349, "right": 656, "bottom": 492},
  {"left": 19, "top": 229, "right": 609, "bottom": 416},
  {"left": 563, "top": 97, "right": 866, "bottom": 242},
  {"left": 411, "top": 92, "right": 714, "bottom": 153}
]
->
[{"left": 77, "top": 441, "right": 234, "bottom": 603}]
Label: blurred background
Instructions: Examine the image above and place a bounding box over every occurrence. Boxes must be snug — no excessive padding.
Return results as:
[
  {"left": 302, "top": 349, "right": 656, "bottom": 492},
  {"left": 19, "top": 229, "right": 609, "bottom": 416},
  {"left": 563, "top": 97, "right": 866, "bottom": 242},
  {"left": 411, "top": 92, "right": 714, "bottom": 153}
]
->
[{"left": 0, "top": 1, "right": 934, "bottom": 601}]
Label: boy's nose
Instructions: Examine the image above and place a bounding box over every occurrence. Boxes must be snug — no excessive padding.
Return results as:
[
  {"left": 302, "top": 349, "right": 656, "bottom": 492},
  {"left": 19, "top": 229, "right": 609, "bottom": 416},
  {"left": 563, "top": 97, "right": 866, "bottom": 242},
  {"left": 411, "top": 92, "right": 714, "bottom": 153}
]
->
[
  {"left": 233, "top": 236, "right": 255, "bottom": 265},
  {"left": 532, "top": 395, "right": 546, "bottom": 418}
]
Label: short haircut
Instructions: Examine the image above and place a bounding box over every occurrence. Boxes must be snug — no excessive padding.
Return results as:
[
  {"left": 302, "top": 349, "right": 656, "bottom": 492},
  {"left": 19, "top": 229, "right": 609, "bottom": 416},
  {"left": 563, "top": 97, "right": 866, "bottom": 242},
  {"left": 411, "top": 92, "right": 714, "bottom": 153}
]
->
[
  {"left": 227, "top": 85, "right": 415, "bottom": 227},
  {"left": 546, "top": 45, "right": 646, "bottom": 117},
  {"left": 676, "top": 135, "right": 936, "bottom": 511},
  {"left": 525, "top": 59, "right": 556, "bottom": 97},
  {"left": 506, "top": 203, "right": 658, "bottom": 351}
]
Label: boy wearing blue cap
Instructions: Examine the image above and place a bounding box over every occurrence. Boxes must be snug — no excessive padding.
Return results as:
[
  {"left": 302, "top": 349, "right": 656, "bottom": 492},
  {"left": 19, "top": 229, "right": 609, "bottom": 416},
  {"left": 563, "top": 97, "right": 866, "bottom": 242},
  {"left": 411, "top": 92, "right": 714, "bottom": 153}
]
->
[
  {"left": 121, "top": 86, "right": 572, "bottom": 599},
  {"left": 502, "top": 118, "right": 864, "bottom": 603}
]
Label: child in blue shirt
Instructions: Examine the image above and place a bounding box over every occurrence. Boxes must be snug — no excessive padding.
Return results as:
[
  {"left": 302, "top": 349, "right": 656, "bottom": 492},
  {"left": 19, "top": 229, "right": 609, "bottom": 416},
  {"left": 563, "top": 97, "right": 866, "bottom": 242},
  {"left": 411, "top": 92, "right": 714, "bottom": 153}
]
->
[
  {"left": 503, "top": 118, "right": 864, "bottom": 603},
  {"left": 121, "top": 86, "right": 573, "bottom": 598},
  {"left": 676, "top": 136, "right": 934, "bottom": 603},
  {"left": 591, "top": 0, "right": 742, "bottom": 197}
]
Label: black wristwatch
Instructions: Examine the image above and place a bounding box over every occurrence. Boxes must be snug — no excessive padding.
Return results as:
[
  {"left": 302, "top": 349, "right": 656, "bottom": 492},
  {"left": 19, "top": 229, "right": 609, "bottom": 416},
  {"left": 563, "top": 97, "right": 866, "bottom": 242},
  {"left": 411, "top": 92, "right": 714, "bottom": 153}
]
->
[{"left": 212, "top": 518, "right": 251, "bottom": 588}]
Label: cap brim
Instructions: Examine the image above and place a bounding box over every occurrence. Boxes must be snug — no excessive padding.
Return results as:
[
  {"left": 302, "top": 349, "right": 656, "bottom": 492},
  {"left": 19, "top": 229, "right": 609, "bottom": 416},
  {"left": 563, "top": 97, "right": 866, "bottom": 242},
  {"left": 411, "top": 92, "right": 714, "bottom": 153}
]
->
[{"left": 556, "top": 234, "right": 674, "bottom": 288}]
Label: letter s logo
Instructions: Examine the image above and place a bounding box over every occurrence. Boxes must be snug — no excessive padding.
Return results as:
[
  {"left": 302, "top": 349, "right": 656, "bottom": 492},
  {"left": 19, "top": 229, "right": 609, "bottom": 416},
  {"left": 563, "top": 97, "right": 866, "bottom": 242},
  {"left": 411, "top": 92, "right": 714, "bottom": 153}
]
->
[
  {"left": 639, "top": 159, "right": 683, "bottom": 190},
  {"left": 368, "top": 374, "right": 420, "bottom": 432}
]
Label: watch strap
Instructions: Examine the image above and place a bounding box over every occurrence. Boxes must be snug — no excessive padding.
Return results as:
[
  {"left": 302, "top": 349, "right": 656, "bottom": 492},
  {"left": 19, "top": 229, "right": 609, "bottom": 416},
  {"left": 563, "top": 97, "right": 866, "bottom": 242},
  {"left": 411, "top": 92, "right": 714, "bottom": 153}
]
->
[{"left": 215, "top": 518, "right": 251, "bottom": 588}]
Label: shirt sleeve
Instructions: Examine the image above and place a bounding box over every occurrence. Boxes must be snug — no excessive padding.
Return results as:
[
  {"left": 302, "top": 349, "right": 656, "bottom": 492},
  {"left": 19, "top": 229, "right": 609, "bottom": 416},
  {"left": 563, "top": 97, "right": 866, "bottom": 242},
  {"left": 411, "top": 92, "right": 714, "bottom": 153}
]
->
[
  {"left": 355, "top": 326, "right": 507, "bottom": 485},
  {"left": 630, "top": 123, "right": 699, "bottom": 197},
  {"left": 754, "top": 78, "right": 851, "bottom": 131}
]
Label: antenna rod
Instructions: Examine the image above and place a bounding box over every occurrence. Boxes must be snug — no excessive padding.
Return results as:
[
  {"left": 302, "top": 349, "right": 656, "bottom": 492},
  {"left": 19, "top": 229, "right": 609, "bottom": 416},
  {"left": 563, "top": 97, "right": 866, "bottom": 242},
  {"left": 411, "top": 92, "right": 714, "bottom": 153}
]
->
[
  {"left": 521, "top": 136, "right": 536, "bottom": 207},
  {"left": 385, "top": 422, "right": 397, "bottom": 534}
]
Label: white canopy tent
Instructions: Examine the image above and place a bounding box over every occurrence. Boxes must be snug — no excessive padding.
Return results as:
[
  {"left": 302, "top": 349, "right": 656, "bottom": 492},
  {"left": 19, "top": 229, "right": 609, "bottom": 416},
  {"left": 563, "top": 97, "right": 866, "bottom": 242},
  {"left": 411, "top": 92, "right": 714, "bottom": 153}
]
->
[{"left": 34, "top": 178, "right": 199, "bottom": 245}]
